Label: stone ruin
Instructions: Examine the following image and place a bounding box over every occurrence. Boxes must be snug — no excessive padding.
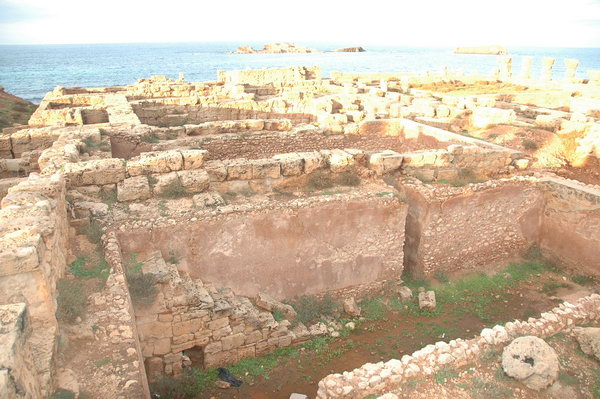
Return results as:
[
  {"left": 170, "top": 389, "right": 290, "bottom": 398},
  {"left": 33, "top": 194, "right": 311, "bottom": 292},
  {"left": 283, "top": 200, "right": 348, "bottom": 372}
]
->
[{"left": 0, "top": 59, "right": 599, "bottom": 398}]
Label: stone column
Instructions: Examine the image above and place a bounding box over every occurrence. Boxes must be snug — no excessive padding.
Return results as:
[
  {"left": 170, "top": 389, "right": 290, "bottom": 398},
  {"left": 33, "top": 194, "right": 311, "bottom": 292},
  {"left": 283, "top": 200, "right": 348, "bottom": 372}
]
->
[
  {"left": 178, "top": 72, "right": 185, "bottom": 82},
  {"left": 542, "top": 57, "right": 555, "bottom": 81},
  {"left": 499, "top": 57, "right": 512, "bottom": 80},
  {"left": 564, "top": 59, "right": 579, "bottom": 81},
  {"left": 380, "top": 79, "right": 388, "bottom": 92},
  {"left": 521, "top": 56, "right": 533, "bottom": 79}
]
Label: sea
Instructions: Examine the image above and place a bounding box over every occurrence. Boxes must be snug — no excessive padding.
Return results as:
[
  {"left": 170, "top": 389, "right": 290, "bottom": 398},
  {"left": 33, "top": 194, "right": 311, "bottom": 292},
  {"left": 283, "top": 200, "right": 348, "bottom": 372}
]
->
[{"left": 1, "top": 42, "right": 599, "bottom": 104}]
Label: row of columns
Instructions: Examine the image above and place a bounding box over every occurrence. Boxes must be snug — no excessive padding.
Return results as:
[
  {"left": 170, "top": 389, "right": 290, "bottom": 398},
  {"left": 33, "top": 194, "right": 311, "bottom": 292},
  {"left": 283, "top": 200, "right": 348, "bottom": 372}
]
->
[{"left": 498, "top": 56, "right": 582, "bottom": 81}]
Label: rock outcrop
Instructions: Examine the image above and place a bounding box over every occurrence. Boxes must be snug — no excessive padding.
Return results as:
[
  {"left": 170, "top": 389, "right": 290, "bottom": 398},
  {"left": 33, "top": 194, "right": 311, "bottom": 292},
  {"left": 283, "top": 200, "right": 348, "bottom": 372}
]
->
[
  {"left": 233, "top": 42, "right": 321, "bottom": 54},
  {"left": 572, "top": 327, "right": 600, "bottom": 360},
  {"left": 455, "top": 45, "right": 508, "bottom": 55}
]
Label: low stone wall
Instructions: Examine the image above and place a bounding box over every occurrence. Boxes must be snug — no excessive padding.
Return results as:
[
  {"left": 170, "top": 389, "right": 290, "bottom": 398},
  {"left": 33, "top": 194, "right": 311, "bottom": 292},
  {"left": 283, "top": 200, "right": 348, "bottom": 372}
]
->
[
  {"left": 539, "top": 176, "right": 600, "bottom": 275},
  {"left": 316, "top": 293, "right": 600, "bottom": 398},
  {"left": 399, "top": 177, "right": 543, "bottom": 276},
  {"left": 217, "top": 66, "right": 321, "bottom": 85},
  {"left": 131, "top": 102, "right": 315, "bottom": 127}
]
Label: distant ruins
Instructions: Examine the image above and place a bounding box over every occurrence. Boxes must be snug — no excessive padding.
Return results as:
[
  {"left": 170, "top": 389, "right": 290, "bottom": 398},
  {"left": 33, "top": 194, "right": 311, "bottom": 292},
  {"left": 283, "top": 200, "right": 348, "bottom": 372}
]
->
[{"left": 0, "top": 56, "right": 599, "bottom": 398}]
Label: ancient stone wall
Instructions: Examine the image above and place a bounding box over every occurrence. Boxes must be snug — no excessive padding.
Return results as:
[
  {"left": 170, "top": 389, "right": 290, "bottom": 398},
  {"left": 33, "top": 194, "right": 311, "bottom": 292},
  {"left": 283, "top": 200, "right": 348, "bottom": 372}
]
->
[
  {"left": 399, "top": 177, "right": 543, "bottom": 277},
  {"left": 118, "top": 194, "right": 407, "bottom": 300},
  {"left": 0, "top": 303, "right": 44, "bottom": 399},
  {"left": 131, "top": 102, "right": 315, "bottom": 127},
  {"left": 217, "top": 66, "right": 321, "bottom": 85},
  {"left": 316, "top": 293, "right": 600, "bottom": 398},
  {"left": 0, "top": 173, "right": 69, "bottom": 396},
  {"left": 539, "top": 177, "right": 600, "bottom": 275}
]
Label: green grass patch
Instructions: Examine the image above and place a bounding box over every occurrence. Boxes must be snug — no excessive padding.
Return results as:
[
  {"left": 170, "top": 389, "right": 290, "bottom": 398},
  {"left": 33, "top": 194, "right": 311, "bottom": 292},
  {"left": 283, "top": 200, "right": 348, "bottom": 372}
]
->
[
  {"left": 69, "top": 254, "right": 110, "bottom": 281},
  {"left": 433, "top": 367, "right": 459, "bottom": 385},
  {"left": 50, "top": 389, "right": 76, "bottom": 399},
  {"left": 558, "top": 370, "right": 579, "bottom": 386},
  {"left": 541, "top": 281, "right": 571, "bottom": 296},
  {"left": 593, "top": 368, "right": 600, "bottom": 399},
  {"left": 359, "top": 297, "right": 387, "bottom": 321}
]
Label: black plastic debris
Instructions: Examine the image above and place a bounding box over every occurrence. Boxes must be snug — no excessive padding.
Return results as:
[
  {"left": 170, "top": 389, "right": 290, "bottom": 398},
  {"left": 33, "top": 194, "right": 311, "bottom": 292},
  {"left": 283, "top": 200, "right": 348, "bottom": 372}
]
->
[{"left": 217, "top": 367, "right": 243, "bottom": 387}]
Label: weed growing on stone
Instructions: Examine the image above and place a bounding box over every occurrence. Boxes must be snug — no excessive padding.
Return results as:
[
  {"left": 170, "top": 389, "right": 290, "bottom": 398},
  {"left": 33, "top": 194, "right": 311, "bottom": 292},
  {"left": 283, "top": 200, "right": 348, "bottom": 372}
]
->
[
  {"left": 100, "top": 189, "right": 118, "bottom": 206},
  {"left": 572, "top": 274, "right": 595, "bottom": 286},
  {"left": 124, "top": 253, "right": 157, "bottom": 306},
  {"left": 56, "top": 279, "right": 87, "bottom": 323},
  {"left": 335, "top": 168, "right": 360, "bottom": 186},
  {"left": 289, "top": 293, "right": 339, "bottom": 325},
  {"left": 167, "top": 250, "right": 179, "bottom": 264},
  {"left": 142, "top": 133, "right": 160, "bottom": 143},
  {"left": 522, "top": 138, "right": 539, "bottom": 150},
  {"left": 541, "top": 281, "right": 571, "bottom": 296},
  {"left": 83, "top": 220, "right": 103, "bottom": 246},
  {"left": 306, "top": 171, "right": 334, "bottom": 190},
  {"left": 161, "top": 179, "right": 186, "bottom": 199}
]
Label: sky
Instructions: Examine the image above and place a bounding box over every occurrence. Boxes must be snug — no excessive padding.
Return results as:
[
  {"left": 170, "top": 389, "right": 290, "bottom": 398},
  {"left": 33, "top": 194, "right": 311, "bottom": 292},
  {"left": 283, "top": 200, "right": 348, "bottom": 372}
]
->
[{"left": 1, "top": 0, "right": 600, "bottom": 47}]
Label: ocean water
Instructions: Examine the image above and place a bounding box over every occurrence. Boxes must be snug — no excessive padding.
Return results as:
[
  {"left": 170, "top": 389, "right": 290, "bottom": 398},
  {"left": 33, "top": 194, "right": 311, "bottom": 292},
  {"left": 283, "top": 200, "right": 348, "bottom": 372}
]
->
[{"left": 1, "top": 42, "right": 599, "bottom": 104}]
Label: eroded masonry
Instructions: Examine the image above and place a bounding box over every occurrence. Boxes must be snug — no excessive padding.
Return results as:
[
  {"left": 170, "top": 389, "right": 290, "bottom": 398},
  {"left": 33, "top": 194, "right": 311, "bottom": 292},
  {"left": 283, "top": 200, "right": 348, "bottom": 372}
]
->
[{"left": 1, "top": 59, "right": 600, "bottom": 399}]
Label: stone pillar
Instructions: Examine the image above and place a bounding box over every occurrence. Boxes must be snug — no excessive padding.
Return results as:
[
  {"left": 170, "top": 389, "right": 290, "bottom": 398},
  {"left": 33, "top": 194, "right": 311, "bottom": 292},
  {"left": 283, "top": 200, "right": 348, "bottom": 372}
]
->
[
  {"left": 178, "top": 72, "right": 185, "bottom": 82},
  {"left": 564, "top": 59, "right": 579, "bottom": 81},
  {"left": 542, "top": 57, "right": 555, "bottom": 81},
  {"left": 589, "top": 71, "right": 600, "bottom": 86},
  {"left": 380, "top": 79, "right": 388, "bottom": 92},
  {"left": 499, "top": 57, "right": 512, "bottom": 80},
  {"left": 521, "top": 56, "right": 533, "bottom": 79},
  {"left": 400, "top": 76, "right": 410, "bottom": 93}
]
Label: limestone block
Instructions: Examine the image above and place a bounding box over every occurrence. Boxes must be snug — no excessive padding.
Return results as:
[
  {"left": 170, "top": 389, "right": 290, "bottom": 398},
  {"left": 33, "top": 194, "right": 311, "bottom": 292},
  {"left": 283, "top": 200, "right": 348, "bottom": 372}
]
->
[
  {"left": 522, "top": 56, "right": 533, "bottom": 79},
  {"left": 255, "top": 293, "right": 297, "bottom": 320},
  {"left": 251, "top": 159, "right": 281, "bottom": 179},
  {"left": 117, "top": 176, "right": 151, "bottom": 202},
  {"left": 127, "top": 150, "right": 183, "bottom": 176},
  {"left": 180, "top": 149, "right": 207, "bottom": 170},
  {"left": 221, "top": 333, "right": 246, "bottom": 351},
  {"left": 63, "top": 159, "right": 126, "bottom": 186},
  {"left": 173, "top": 319, "right": 203, "bottom": 336},
  {"left": 192, "top": 192, "right": 224, "bottom": 208},
  {"left": 204, "top": 160, "right": 227, "bottom": 182},
  {"left": 535, "top": 114, "right": 563, "bottom": 131},
  {"left": 297, "top": 152, "right": 325, "bottom": 174},
  {"left": 321, "top": 149, "right": 354, "bottom": 172},
  {"left": 145, "top": 357, "right": 164, "bottom": 378},
  {"left": 138, "top": 321, "right": 173, "bottom": 340},
  {"left": 418, "top": 290, "right": 436, "bottom": 310},
  {"left": 226, "top": 159, "right": 253, "bottom": 180},
  {"left": 369, "top": 150, "right": 403, "bottom": 175},
  {"left": 470, "top": 107, "right": 516, "bottom": 129},
  {"left": 343, "top": 297, "right": 361, "bottom": 317},
  {"left": 178, "top": 169, "right": 209, "bottom": 193},
  {"left": 154, "top": 338, "right": 172, "bottom": 355},
  {"left": 273, "top": 153, "right": 304, "bottom": 176},
  {"left": 151, "top": 172, "right": 179, "bottom": 196}
]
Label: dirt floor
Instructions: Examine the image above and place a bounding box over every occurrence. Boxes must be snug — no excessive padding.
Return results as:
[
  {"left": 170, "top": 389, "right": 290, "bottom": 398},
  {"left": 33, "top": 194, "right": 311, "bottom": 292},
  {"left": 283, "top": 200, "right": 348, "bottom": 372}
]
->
[
  {"left": 553, "top": 155, "right": 600, "bottom": 186},
  {"left": 197, "top": 262, "right": 598, "bottom": 399}
]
